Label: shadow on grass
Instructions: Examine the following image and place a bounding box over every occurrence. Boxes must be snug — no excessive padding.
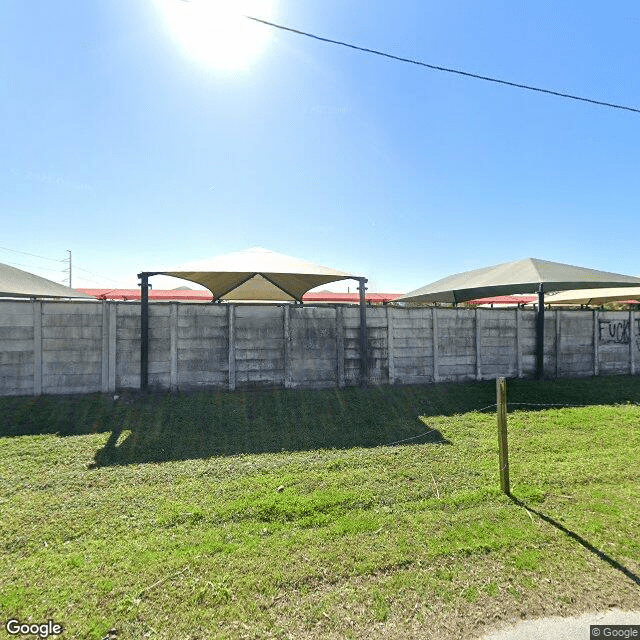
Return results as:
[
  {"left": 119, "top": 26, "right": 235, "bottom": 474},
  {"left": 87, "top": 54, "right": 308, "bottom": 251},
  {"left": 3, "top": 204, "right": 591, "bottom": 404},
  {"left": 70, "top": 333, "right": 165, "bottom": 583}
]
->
[
  {"left": 91, "top": 385, "right": 454, "bottom": 466},
  {"left": 2, "top": 375, "right": 639, "bottom": 466},
  {"left": 510, "top": 495, "right": 640, "bottom": 587}
]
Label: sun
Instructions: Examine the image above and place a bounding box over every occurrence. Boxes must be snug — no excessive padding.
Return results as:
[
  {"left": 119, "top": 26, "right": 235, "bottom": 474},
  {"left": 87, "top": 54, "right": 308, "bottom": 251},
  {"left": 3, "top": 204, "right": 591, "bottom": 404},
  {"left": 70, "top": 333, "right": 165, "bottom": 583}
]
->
[{"left": 155, "top": 0, "right": 276, "bottom": 72}]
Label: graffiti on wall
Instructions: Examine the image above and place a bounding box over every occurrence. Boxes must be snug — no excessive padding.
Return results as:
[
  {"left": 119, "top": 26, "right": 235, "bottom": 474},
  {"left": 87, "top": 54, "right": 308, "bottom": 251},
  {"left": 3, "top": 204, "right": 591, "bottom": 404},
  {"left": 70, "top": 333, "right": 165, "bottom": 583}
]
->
[{"left": 598, "top": 319, "right": 630, "bottom": 345}]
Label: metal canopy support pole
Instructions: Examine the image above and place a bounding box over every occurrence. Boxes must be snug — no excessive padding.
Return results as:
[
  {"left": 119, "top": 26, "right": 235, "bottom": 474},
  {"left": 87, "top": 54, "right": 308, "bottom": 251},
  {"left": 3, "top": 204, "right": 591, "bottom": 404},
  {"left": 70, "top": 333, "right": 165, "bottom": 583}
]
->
[
  {"left": 630, "top": 309, "right": 636, "bottom": 376},
  {"left": 535, "top": 282, "right": 545, "bottom": 379},
  {"left": 358, "top": 277, "right": 368, "bottom": 388},
  {"left": 139, "top": 272, "right": 149, "bottom": 391}
]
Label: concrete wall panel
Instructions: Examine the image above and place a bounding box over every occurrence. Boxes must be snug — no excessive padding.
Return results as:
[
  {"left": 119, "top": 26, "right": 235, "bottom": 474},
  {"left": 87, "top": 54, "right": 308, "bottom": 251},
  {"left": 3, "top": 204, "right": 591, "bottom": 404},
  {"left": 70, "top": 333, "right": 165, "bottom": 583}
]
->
[
  {"left": 596, "top": 312, "right": 631, "bottom": 375},
  {"left": 233, "top": 306, "right": 284, "bottom": 388},
  {"left": 288, "top": 306, "right": 337, "bottom": 387},
  {"left": 176, "top": 304, "right": 229, "bottom": 388},
  {"left": 2, "top": 300, "right": 640, "bottom": 396}
]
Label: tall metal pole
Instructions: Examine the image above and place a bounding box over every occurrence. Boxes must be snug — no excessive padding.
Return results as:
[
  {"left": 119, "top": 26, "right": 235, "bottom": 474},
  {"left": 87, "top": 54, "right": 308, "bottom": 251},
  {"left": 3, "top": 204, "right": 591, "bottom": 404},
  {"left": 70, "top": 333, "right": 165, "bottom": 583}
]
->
[
  {"left": 358, "top": 277, "right": 368, "bottom": 388},
  {"left": 67, "top": 250, "right": 72, "bottom": 288},
  {"left": 535, "top": 282, "right": 545, "bottom": 379},
  {"left": 139, "top": 272, "right": 149, "bottom": 390}
]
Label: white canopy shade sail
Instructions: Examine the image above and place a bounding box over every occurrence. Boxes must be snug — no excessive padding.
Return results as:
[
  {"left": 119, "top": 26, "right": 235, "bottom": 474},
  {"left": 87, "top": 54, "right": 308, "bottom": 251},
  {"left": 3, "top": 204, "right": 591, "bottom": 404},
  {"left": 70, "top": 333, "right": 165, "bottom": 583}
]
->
[
  {"left": 543, "top": 287, "right": 640, "bottom": 306},
  {"left": 396, "top": 258, "right": 640, "bottom": 304},
  {"left": 155, "top": 247, "right": 358, "bottom": 302},
  {"left": 0, "top": 263, "right": 94, "bottom": 299},
  {"left": 137, "top": 247, "right": 369, "bottom": 389}
]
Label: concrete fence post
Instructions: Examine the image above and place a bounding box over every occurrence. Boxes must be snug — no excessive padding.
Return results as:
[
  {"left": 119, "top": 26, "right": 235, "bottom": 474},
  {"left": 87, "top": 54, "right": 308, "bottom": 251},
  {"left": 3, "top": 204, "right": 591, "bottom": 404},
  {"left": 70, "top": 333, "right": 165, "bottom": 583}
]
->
[
  {"left": 432, "top": 307, "right": 439, "bottom": 382},
  {"left": 386, "top": 306, "right": 395, "bottom": 385},
  {"left": 555, "top": 309, "right": 560, "bottom": 378},
  {"left": 475, "top": 307, "right": 482, "bottom": 381},
  {"left": 422, "top": 309, "right": 430, "bottom": 379},
  {"left": 515, "top": 307, "right": 522, "bottom": 378},
  {"left": 593, "top": 309, "right": 599, "bottom": 376},
  {"left": 630, "top": 309, "right": 636, "bottom": 376},
  {"left": 228, "top": 304, "right": 236, "bottom": 391},
  {"left": 336, "top": 306, "right": 345, "bottom": 388},
  {"left": 33, "top": 300, "right": 42, "bottom": 396},
  {"left": 283, "top": 305, "right": 292, "bottom": 389},
  {"left": 358, "top": 278, "right": 368, "bottom": 388},
  {"left": 170, "top": 303, "right": 178, "bottom": 391},
  {"left": 108, "top": 303, "right": 117, "bottom": 393},
  {"left": 101, "top": 301, "right": 110, "bottom": 393}
]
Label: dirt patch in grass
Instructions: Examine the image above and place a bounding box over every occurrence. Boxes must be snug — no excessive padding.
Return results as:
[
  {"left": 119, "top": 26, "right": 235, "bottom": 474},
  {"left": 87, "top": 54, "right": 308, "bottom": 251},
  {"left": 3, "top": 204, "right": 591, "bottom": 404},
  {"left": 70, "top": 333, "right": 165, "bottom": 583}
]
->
[{"left": 265, "top": 552, "right": 640, "bottom": 640}]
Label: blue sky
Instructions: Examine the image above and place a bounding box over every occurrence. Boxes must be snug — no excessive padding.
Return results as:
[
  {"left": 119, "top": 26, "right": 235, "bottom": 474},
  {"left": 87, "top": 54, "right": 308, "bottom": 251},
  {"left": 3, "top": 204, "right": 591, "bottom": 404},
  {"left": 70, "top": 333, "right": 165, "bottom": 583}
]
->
[{"left": 2, "top": 1, "right": 639, "bottom": 293}]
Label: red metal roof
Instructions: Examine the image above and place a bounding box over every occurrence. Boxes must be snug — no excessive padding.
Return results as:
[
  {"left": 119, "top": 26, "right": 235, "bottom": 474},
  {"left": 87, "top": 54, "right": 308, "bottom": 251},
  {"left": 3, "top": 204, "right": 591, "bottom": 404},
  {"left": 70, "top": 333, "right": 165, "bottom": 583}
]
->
[
  {"left": 78, "top": 288, "right": 212, "bottom": 301},
  {"left": 304, "top": 292, "right": 401, "bottom": 303},
  {"left": 77, "top": 289, "right": 401, "bottom": 303},
  {"left": 467, "top": 295, "right": 538, "bottom": 306},
  {"left": 64, "top": 290, "right": 640, "bottom": 307}
]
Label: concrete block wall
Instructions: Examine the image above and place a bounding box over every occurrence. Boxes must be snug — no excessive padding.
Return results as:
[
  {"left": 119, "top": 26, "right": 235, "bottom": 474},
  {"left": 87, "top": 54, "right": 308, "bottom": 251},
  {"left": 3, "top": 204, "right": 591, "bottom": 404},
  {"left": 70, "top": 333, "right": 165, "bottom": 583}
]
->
[
  {"left": 367, "top": 308, "right": 391, "bottom": 384},
  {"left": 597, "top": 310, "right": 635, "bottom": 376},
  {"left": 288, "top": 306, "right": 339, "bottom": 388},
  {"left": 435, "top": 308, "right": 477, "bottom": 382},
  {"left": 388, "top": 308, "right": 433, "bottom": 384},
  {"left": 148, "top": 305, "right": 172, "bottom": 387},
  {"left": 178, "top": 305, "right": 228, "bottom": 388},
  {"left": 235, "top": 306, "right": 285, "bottom": 388},
  {"left": 557, "top": 311, "right": 594, "bottom": 377},
  {"left": 1, "top": 301, "right": 639, "bottom": 396},
  {"left": 542, "top": 313, "right": 559, "bottom": 380},
  {"left": 0, "top": 301, "right": 36, "bottom": 395},
  {"left": 517, "top": 310, "right": 538, "bottom": 377},
  {"left": 478, "top": 309, "right": 518, "bottom": 380},
  {"left": 115, "top": 304, "right": 141, "bottom": 389},
  {"left": 41, "top": 302, "right": 104, "bottom": 394},
  {"left": 343, "top": 307, "right": 364, "bottom": 387}
]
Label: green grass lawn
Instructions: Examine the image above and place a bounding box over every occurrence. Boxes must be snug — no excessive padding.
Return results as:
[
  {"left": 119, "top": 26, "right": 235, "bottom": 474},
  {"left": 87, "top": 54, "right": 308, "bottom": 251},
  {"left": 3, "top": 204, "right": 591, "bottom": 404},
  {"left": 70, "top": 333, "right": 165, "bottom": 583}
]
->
[{"left": 1, "top": 376, "right": 639, "bottom": 640}]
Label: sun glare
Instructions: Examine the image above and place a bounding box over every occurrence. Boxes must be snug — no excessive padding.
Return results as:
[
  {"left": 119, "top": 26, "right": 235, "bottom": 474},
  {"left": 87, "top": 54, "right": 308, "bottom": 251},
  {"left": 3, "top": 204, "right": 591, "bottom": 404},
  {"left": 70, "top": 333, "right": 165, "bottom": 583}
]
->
[{"left": 155, "top": 0, "right": 275, "bottom": 72}]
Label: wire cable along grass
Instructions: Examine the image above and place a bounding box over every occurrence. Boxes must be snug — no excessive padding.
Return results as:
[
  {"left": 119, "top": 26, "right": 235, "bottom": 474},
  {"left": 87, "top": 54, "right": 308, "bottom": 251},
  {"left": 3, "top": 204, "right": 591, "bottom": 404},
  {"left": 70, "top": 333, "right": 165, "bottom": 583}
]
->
[{"left": 386, "top": 398, "right": 620, "bottom": 447}]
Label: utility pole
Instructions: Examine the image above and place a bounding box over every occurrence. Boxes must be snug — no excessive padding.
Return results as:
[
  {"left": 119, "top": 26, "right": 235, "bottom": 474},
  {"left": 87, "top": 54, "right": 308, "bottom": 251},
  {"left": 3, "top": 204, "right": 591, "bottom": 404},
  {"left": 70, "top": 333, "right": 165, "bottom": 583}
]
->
[{"left": 67, "top": 250, "right": 72, "bottom": 288}]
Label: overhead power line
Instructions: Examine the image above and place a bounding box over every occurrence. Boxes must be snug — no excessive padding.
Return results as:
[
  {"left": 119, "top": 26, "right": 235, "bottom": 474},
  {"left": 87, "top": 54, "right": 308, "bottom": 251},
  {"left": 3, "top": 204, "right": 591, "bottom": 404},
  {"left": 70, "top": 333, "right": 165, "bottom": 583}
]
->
[
  {"left": 75, "top": 266, "right": 121, "bottom": 285},
  {"left": 0, "top": 246, "right": 120, "bottom": 286},
  {"left": 245, "top": 15, "right": 640, "bottom": 115},
  {"left": 0, "top": 245, "right": 66, "bottom": 263},
  {"left": 3, "top": 260, "right": 66, "bottom": 274}
]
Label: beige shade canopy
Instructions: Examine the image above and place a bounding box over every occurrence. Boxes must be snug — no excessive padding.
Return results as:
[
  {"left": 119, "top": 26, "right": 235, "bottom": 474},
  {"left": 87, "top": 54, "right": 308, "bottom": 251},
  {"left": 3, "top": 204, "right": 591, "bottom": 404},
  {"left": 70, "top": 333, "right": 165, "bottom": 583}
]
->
[
  {"left": 543, "top": 286, "right": 640, "bottom": 306},
  {"left": 396, "top": 258, "right": 640, "bottom": 304},
  {"left": 0, "top": 263, "right": 94, "bottom": 299},
  {"left": 138, "top": 247, "right": 369, "bottom": 390},
  {"left": 156, "top": 247, "right": 358, "bottom": 301}
]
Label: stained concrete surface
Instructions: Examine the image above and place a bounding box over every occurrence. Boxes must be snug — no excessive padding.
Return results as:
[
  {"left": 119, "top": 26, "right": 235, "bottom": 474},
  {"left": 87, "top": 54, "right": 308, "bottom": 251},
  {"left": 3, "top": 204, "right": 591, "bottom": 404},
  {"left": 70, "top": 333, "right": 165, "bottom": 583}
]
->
[{"left": 478, "top": 609, "right": 640, "bottom": 640}]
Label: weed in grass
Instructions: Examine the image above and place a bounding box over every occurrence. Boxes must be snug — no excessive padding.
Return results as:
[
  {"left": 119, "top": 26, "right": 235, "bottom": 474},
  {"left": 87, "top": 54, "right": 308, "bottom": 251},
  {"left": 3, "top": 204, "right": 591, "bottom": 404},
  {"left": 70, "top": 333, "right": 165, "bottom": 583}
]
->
[
  {"left": 462, "top": 586, "right": 480, "bottom": 603},
  {"left": 513, "top": 549, "right": 542, "bottom": 571},
  {"left": 191, "top": 576, "right": 232, "bottom": 606},
  {"left": 372, "top": 591, "right": 391, "bottom": 622}
]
